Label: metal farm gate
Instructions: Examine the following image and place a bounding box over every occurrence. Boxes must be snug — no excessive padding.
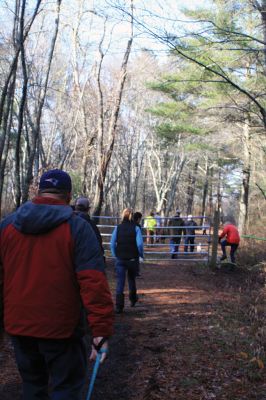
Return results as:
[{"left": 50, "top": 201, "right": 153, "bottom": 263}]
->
[{"left": 96, "top": 215, "right": 211, "bottom": 263}]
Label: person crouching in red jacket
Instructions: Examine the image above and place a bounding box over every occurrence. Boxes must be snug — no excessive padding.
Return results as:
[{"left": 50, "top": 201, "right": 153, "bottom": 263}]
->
[{"left": 219, "top": 221, "right": 240, "bottom": 264}]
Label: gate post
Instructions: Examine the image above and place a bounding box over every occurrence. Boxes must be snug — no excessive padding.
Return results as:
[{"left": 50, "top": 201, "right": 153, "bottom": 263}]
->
[{"left": 209, "top": 209, "right": 220, "bottom": 270}]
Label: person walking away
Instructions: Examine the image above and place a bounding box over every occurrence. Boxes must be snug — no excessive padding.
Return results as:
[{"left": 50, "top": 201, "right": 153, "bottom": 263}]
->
[
  {"left": 143, "top": 211, "right": 157, "bottom": 245},
  {"left": 184, "top": 215, "right": 198, "bottom": 252},
  {"left": 111, "top": 208, "right": 144, "bottom": 313},
  {"left": 133, "top": 212, "right": 143, "bottom": 278},
  {"left": 219, "top": 221, "right": 240, "bottom": 264},
  {"left": 74, "top": 196, "right": 105, "bottom": 258},
  {"left": 133, "top": 211, "right": 142, "bottom": 229},
  {"left": 154, "top": 212, "right": 161, "bottom": 243},
  {"left": 168, "top": 209, "right": 185, "bottom": 259},
  {"left": 0, "top": 169, "right": 114, "bottom": 400}
]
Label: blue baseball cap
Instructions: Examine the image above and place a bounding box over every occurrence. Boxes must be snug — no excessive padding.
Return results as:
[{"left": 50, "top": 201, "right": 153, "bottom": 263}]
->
[{"left": 39, "top": 169, "right": 72, "bottom": 193}]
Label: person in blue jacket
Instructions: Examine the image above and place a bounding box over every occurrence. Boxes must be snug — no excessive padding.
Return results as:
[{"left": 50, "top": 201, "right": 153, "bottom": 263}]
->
[{"left": 111, "top": 208, "right": 144, "bottom": 313}]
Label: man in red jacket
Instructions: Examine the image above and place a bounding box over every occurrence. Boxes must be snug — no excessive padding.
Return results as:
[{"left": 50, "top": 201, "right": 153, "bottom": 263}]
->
[
  {"left": 0, "top": 169, "right": 114, "bottom": 400},
  {"left": 219, "top": 221, "right": 240, "bottom": 264}
]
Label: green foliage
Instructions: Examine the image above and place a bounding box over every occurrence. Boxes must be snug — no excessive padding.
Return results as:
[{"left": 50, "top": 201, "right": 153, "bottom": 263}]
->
[
  {"left": 155, "top": 122, "right": 206, "bottom": 140},
  {"left": 146, "top": 0, "right": 265, "bottom": 224},
  {"left": 180, "top": 8, "right": 213, "bottom": 21},
  {"left": 147, "top": 102, "right": 178, "bottom": 117},
  {"left": 147, "top": 101, "right": 191, "bottom": 120}
]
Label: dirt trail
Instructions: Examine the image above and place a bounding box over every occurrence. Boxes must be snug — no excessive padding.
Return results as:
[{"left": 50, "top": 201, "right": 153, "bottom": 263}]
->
[{"left": 1, "top": 261, "right": 265, "bottom": 399}]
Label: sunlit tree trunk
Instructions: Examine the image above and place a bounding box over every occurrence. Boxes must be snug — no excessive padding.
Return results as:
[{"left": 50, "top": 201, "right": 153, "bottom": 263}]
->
[
  {"left": 238, "top": 120, "right": 251, "bottom": 234},
  {"left": 93, "top": 1, "right": 134, "bottom": 216},
  {"left": 14, "top": 0, "right": 28, "bottom": 208},
  {"left": 201, "top": 158, "right": 210, "bottom": 225},
  {"left": 21, "top": 0, "right": 62, "bottom": 203},
  {"left": 208, "top": 166, "right": 214, "bottom": 218},
  {"left": 186, "top": 160, "right": 199, "bottom": 215}
]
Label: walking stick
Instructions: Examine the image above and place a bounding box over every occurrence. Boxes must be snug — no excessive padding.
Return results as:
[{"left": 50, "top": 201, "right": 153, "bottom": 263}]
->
[{"left": 86, "top": 340, "right": 108, "bottom": 400}]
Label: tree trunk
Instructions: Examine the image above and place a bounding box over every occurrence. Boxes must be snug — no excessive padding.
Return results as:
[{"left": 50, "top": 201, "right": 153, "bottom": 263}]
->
[
  {"left": 217, "top": 166, "right": 222, "bottom": 213},
  {"left": 93, "top": 1, "right": 134, "bottom": 216},
  {"left": 131, "top": 130, "right": 145, "bottom": 210},
  {"left": 142, "top": 160, "right": 148, "bottom": 214},
  {"left": 14, "top": 0, "right": 29, "bottom": 208},
  {"left": 258, "top": 0, "right": 266, "bottom": 73},
  {"left": 186, "top": 160, "right": 199, "bottom": 215},
  {"left": 209, "top": 208, "right": 220, "bottom": 269},
  {"left": 0, "top": 0, "right": 42, "bottom": 212},
  {"left": 21, "top": 0, "right": 62, "bottom": 203},
  {"left": 0, "top": 0, "right": 42, "bottom": 131},
  {"left": 0, "top": 73, "right": 16, "bottom": 217},
  {"left": 208, "top": 166, "right": 214, "bottom": 218},
  {"left": 165, "top": 157, "right": 186, "bottom": 216},
  {"left": 238, "top": 121, "right": 251, "bottom": 234},
  {"left": 201, "top": 160, "right": 209, "bottom": 225}
]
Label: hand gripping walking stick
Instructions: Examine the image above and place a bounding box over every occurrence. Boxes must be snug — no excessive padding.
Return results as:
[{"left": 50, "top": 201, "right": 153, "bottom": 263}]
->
[{"left": 86, "top": 338, "right": 108, "bottom": 400}]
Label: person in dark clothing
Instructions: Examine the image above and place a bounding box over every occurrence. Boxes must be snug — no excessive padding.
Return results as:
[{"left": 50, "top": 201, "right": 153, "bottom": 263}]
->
[
  {"left": 133, "top": 212, "right": 143, "bottom": 277},
  {"left": 111, "top": 208, "right": 144, "bottom": 313},
  {"left": 168, "top": 209, "right": 185, "bottom": 259},
  {"left": 0, "top": 169, "right": 114, "bottom": 400},
  {"left": 133, "top": 211, "right": 142, "bottom": 229},
  {"left": 184, "top": 215, "right": 198, "bottom": 252},
  {"left": 74, "top": 197, "right": 105, "bottom": 257}
]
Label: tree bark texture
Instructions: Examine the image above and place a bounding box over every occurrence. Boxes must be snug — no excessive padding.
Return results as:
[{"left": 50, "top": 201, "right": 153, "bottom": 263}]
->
[
  {"left": 238, "top": 121, "right": 251, "bottom": 235},
  {"left": 186, "top": 160, "right": 199, "bottom": 215},
  {"left": 93, "top": 1, "right": 134, "bottom": 216},
  {"left": 22, "top": 0, "right": 62, "bottom": 203}
]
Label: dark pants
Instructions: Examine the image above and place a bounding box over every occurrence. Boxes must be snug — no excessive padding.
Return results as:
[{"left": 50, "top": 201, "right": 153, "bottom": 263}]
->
[
  {"left": 115, "top": 258, "right": 138, "bottom": 295},
  {"left": 12, "top": 335, "right": 87, "bottom": 400},
  {"left": 146, "top": 230, "right": 155, "bottom": 244},
  {"left": 170, "top": 237, "right": 181, "bottom": 257},
  {"left": 221, "top": 240, "right": 239, "bottom": 263},
  {"left": 184, "top": 236, "right": 195, "bottom": 252}
]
